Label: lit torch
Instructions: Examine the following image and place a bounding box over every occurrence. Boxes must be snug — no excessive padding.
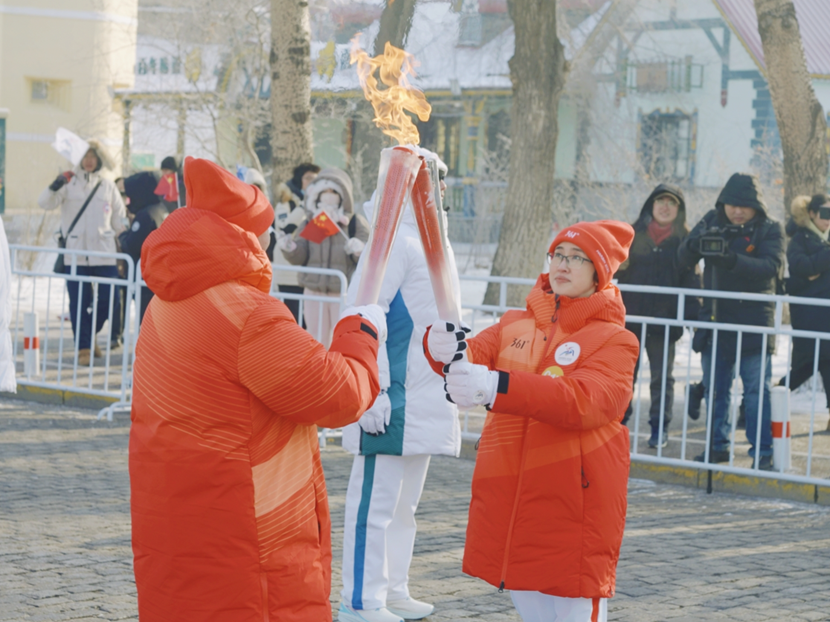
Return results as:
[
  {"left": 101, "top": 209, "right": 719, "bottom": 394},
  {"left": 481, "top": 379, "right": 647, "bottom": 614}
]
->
[
  {"left": 350, "top": 37, "right": 432, "bottom": 306},
  {"left": 410, "top": 159, "right": 461, "bottom": 324}
]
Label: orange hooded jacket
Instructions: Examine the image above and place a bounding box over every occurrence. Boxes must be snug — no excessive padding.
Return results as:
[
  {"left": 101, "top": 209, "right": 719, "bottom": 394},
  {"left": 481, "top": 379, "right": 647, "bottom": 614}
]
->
[
  {"left": 130, "top": 163, "right": 380, "bottom": 622},
  {"left": 427, "top": 275, "right": 638, "bottom": 599}
]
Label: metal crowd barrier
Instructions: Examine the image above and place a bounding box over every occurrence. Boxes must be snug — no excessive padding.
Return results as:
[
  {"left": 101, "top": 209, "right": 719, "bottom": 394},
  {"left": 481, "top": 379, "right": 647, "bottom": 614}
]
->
[
  {"left": 457, "top": 274, "right": 830, "bottom": 487},
  {"left": 8, "top": 246, "right": 830, "bottom": 487},
  {"left": 9, "top": 245, "right": 136, "bottom": 414}
]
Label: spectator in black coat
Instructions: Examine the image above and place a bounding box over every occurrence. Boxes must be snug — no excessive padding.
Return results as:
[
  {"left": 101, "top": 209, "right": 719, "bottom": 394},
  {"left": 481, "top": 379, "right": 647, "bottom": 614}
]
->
[
  {"left": 780, "top": 193, "right": 830, "bottom": 431},
  {"left": 678, "top": 173, "right": 784, "bottom": 469},
  {"left": 118, "top": 171, "right": 168, "bottom": 322},
  {"left": 617, "top": 184, "right": 701, "bottom": 448}
]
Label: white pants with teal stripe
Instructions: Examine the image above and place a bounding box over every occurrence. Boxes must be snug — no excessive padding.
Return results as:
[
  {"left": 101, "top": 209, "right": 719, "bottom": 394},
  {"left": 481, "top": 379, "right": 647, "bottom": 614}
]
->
[{"left": 341, "top": 453, "right": 431, "bottom": 611}]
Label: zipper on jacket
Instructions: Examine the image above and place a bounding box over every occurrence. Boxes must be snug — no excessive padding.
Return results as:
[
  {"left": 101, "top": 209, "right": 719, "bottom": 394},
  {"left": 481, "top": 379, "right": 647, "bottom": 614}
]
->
[
  {"left": 498, "top": 416, "right": 531, "bottom": 592},
  {"left": 581, "top": 468, "right": 590, "bottom": 489}
]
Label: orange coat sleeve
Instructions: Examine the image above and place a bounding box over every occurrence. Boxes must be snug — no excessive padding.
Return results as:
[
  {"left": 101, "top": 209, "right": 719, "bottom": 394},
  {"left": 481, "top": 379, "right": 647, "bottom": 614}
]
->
[
  {"left": 238, "top": 300, "right": 380, "bottom": 428},
  {"left": 491, "top": 331, "right": 639, "bottom": 430}
]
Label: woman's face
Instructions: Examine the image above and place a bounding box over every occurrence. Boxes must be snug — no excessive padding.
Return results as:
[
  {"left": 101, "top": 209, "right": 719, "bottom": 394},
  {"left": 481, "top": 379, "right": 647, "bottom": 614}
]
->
[
  {"left": 811, "top": 206, "right": 830, "bottom": 232},
  {"left": 81, "top": 149, "right": 99, "bottom": 173},
  {"left": 318, "top": 189, "right": 342, "bottom": 210},
  {"left": 652, "top": 194, "right": 679, "bottom": 226},
  {"left": 548, "top": 242, "right": 597, "bottom": 299},
  {"left": 301, "top": 171, "right": 318, "bottom": 190}
]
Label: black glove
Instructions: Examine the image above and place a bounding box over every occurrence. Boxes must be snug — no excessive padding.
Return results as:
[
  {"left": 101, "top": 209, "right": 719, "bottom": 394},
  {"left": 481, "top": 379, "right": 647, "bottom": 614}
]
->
[
  {"left": 686, "top": 236, "right": 702, "bottom": 255},
  {"left": 49, "top": 172, "right": 72, "bottom": 191},
  {"left": 708, "top": 252, "right": 737, "bottom": 270}
]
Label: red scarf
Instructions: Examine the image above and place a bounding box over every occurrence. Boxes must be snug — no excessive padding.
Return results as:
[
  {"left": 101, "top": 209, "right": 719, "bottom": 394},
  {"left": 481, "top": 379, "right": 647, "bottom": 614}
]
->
[{"left": 647, "top": 220, "right": 674, "bottom": 246}]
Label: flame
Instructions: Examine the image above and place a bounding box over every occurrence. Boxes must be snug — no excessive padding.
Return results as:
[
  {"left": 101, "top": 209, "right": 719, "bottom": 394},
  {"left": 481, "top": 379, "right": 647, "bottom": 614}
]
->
[{"left": 350, "top": 35, "right": 431, "bottom": 145}]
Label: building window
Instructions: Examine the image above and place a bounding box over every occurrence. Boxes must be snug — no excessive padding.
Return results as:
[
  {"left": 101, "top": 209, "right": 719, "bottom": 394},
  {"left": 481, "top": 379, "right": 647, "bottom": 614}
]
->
[
  {"left": 418, "top": 116, "right": 462, "bottom": 177},
  {"left": 639, "top": 109, "right": 696, "bottom": 182},
  {"left": 626, "top": 57, "right": 704, "bottom": 94},
  {"left": 27, "top": 78, "right": 71, "bottom": 111}
]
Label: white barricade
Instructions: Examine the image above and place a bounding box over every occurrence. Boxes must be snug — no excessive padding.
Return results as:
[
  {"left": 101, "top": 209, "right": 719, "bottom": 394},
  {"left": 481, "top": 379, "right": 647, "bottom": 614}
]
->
[
  {"left": 9, "top": 245, "right": 136, "bottom": 415},
  {"left": 8, "top": 247, "right": 830, "bottom": 487},
  {"left": 457, "top": 274, "right": 830, "bottom": 488}
]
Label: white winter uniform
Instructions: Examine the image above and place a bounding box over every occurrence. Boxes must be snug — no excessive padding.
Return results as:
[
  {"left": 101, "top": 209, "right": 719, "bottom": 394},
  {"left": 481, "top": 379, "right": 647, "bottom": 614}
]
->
[
  {"left": 37, "top": 166, "right": 126, "bottom": 267},
  {"left": 341, "top": 188, "right": 461, "bottom": 612},
  {"left": 0, "top": 216, "right": 16, "bottom": 393},
  {"left": 341, "top": 197, "right": 461, "bottom": 457}
]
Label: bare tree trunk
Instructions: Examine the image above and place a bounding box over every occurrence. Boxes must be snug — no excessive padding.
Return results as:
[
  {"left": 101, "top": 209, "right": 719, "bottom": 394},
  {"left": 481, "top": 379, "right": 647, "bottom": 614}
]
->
[
  {"left": 754, "top": 0, "right": 828, "bottom": 212},
  {"left": 270, "top": 0, "right": 314, "bottom": 186},
  {"left": 373, "top": 0, "right": 418, "bottom": 55},
  {"left": 485, "top": 0, "right": 569, "bottom": 307}
]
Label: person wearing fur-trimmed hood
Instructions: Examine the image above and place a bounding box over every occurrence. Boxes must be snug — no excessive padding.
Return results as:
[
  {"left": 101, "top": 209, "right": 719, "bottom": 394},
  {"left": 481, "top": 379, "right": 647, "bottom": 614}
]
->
[
  {"left": 38, "top": 140, "right": 127, "bottom": 365},
  {"left": 278, "top": 167, "right": 369, "bottom": 347},
  {"left": 781, "top": 193, "right": 830, "bottom": 431}
]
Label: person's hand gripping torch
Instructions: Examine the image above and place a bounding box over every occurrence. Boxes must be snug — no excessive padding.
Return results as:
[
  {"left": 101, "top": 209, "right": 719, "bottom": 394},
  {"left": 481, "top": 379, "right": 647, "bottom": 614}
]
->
[
  {"left": 353, "top": 146, "right": 423, "bottom": 306},
  {"left": 410, "top": 158, "right": 461, "bottom": 326}
]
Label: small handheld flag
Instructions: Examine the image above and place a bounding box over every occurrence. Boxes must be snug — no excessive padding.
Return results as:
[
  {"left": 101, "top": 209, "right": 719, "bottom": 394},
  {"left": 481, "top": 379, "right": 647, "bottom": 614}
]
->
[
  {"left": 154, "top": 172, "right": 180, "bottom": 204},
  {"left": 299, "top": 210, "right": 344, "bottom": 244}
]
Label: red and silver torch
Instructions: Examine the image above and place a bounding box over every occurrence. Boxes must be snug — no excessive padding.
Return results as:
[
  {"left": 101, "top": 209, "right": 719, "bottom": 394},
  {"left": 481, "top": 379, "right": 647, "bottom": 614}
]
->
[
  {"left": 410, "top": 158, "right": 461, "bottom": 324},
  {"left": 353, "top": 146, "right": 422, "bottom": 305}
]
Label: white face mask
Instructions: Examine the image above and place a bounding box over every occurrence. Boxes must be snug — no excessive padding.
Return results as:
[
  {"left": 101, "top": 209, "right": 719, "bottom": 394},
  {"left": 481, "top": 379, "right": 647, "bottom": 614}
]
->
[{"left": 318, "top": 191, "right": 341, "bottom": 211}]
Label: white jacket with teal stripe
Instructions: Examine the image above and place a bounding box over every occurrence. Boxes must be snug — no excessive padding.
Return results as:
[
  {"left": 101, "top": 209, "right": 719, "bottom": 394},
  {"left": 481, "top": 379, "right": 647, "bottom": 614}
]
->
[{"left": 341, "top": 198, "right": 462, "bottom": 457}]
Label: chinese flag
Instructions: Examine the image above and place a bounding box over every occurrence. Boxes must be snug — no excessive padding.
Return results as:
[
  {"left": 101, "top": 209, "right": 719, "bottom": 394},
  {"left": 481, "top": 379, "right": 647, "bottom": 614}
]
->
[
  {"left": 154, "top": 173, "right": 179, "bottom": 202},
  {"left": 300, "top": 211, "right": 341, "bottom": 243}
]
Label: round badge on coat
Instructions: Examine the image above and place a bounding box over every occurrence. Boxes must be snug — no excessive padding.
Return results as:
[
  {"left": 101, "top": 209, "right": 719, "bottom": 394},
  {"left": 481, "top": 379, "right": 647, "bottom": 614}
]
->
[
  {"left": 131, "top": 221, "right": 141, "bottom": 231},
  {"left": 554, "top": 342, "right": 581, "bottom": 366}
]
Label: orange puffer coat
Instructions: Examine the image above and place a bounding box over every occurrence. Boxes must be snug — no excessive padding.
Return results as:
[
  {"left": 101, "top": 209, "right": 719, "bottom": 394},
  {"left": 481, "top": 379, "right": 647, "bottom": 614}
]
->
[
  {"left": 429, "top": 275, "right": 638, "bottom": 599},
  {"left": 130, "top": 207, "right": 380, "bottom": 622}
]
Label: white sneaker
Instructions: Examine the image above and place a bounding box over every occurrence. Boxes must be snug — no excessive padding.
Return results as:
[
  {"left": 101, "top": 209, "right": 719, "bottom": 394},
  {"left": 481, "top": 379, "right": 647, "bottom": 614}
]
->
[
  {"left": 338, "top": 602, "right": 404, "bottom": 622},
  {"left": 386, "top": 598, "right": 434, "bottom": 620}
]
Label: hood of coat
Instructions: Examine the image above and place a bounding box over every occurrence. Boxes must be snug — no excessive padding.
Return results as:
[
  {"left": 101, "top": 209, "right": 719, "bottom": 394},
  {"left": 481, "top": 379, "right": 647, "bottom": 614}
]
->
[
  {"left": 123, "top": 171, "right": 162, "bottom": 214},
  {"left": 304, "top": 168, "right": 354, "bottom": 215},
  {"left": 633, "top": 183, "right": 688, "bottom": 233},
  {"left": 716, "top": 173, "right": 768, "bottom": 220},
  {"left": 141, "top": 207, "right": 272, "bottom": 302},
  {"left": 790, "top": 195, "right": 813, "bottom": 230},
  {"left": 528, "top": 273, "right": 627, "bottom": 333}
]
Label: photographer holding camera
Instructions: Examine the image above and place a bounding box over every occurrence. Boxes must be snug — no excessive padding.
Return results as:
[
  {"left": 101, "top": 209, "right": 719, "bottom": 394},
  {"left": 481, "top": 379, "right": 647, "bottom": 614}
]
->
[{"left": 678, "top": 173, "right": 784, "bottom": 470}]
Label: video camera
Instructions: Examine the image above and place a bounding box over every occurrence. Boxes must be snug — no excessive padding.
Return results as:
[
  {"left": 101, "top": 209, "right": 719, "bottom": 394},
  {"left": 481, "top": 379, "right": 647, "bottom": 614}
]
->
[{"left": 699, "top": 224, "right": 744, "bottom": 257}]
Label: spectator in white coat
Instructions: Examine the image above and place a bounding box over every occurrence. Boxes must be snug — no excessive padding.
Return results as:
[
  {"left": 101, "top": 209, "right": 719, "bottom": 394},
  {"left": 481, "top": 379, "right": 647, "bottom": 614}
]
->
[
  {"left": 38, "top": 141, "right": 126, "bottom": 365},
  {"left": 0, "top": 215, "right": 16, "bottom": 393},
  {"left": 338, "top": 149, "right": 461, "bottom": 622}
]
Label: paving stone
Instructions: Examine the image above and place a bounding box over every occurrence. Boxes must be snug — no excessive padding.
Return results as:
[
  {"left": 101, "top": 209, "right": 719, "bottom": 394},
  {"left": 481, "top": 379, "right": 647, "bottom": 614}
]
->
[{"left": 2, "top": 399, "right": 830, "bottom": 620}]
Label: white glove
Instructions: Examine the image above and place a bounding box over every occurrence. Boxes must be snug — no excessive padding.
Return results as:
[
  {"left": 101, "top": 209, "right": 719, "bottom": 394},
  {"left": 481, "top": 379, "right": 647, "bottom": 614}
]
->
[
  {"left": 358, "top": 390, "right": 391, "bottom": 435},
  {"left": 277, "top": 234, "right": 297, "bottom": 253},
  {"left": 344, "top": 237, "right": 365, "bottom": 256},
  {"left": 342, "top": 304, "right": 387, "bottom": 343},
  {"left": 444, "top": 361, "right": 500, "bottom": 410},
  {"left": 427, "top": 321, "right": 470, "bottom": 364}
]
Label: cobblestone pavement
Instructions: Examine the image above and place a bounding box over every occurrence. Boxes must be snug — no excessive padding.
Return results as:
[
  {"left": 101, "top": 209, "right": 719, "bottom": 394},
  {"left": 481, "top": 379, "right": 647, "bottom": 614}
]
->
[{"left": 2, "top": 399, "right": 829, "bottom": 621}]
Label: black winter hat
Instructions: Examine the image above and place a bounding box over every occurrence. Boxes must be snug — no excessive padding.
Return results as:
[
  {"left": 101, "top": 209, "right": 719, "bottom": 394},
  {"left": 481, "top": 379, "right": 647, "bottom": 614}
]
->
[
  {"left": 160, "top": 156, "right": 179, "bottom": 172},
  {"left": 124, "top": 171, "right": 162, "bottom": 214},
  {"left": 716, "top": 173, "right": 767, "bottom": 216}
]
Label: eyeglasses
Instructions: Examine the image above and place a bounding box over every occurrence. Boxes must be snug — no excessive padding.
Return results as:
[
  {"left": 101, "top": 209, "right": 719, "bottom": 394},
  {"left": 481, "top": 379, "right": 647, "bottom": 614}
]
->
[{"left": 547, "top": 252, "right": 593, "bottom": 268}]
